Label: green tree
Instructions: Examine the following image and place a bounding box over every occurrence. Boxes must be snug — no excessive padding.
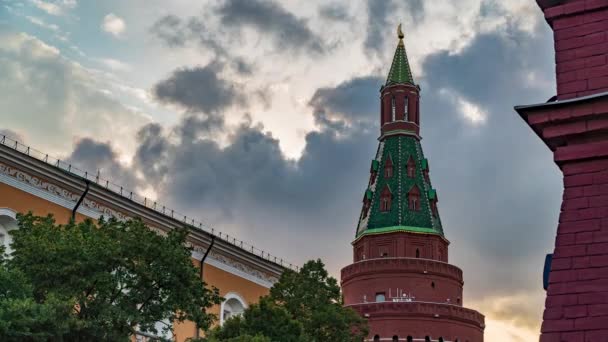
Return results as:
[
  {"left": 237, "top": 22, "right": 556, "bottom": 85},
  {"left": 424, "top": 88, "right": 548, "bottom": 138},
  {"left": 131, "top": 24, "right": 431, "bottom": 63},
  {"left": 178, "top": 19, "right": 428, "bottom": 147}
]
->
[
  {"left": 1, "top": 213, "right": 222, "bottom": 341},
  {"left": 209, "top": 259, "right": 367, "bottom": 342}
]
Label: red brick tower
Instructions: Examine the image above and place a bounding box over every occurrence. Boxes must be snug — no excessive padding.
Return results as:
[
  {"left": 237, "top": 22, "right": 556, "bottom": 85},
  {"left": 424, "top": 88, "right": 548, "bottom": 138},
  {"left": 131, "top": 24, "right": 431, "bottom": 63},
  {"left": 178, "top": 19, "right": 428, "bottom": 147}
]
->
[
  {"left": 515, "top": 1, "right": 608, "bottom": 341},
  {"left": 340, "top": 26, "right": 485, "bottom": 342}
]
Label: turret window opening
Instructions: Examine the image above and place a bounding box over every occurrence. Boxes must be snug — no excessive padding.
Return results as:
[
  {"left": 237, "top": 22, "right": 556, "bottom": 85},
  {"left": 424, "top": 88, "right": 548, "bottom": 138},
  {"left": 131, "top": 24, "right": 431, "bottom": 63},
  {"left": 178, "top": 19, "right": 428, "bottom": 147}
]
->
[
  {"left": 374, "top": 335, "right": 380, "bottom": 342},
  {"left": 391, "top": 96, "right": 396, "bottom": 121},
  {"left": 409, "top": 196, "right": 419, "bottom": 211},
  {"left": 404, "top": 96, "right": 409, "bottom": 121},
  {"left": 415, "top": 249, "right": 420, "bottom": 258},
  {"left": 439, "top": 337, "right": 445, "bottom": 342},
  {"left": 380, "top": 185, "right": 392, "bottom": 212},
  {"left": 393, "top": 335, "right": 399, "bottom": 342},
  {"left": 407, "top": 157, "right": 416, "bottom": 178},
  {"left": 384, "top": 157, "right": 394, "bottom": 179},
  {"left": 425, "top": 336, "right": 431, "bottom": 342},
  {"left": 408, "top": 185, "right": 420, "bottom": 211},
  {"left": 407, "top": 337, "right": 413, "bottom": 342}
]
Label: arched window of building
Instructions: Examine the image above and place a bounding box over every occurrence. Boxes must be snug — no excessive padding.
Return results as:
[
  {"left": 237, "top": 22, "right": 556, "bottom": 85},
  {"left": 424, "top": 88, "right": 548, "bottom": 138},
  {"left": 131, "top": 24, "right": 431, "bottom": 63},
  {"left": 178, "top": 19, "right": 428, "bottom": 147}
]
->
[
  {"left": 431, "top": 282, "right": 436, "bottom": 289},
  {"left": 375, "top": 292, "right": 386, "bottom": 302},
  {"left": 380, "top": 185, "right": 392, "bottom": 212},
  {"left": 425, "top": 336, "right": 431, "bottom": 342},
  {"left": 384, "top": 156, "right": 394, "bottom": 179},
  {"left": 406, "top": 156, "right": 416, "bottom": 178},
  {"left": 439, "top": 338, "right": 445, "bottom": 342},
  {"left": 404, "top": 96, "right": 409, "bottom": 121},
  {"left": 393, "top": 335, "right": 399, "bottom": 342},
  {"left": 407, "top": 337, "right": 413, "bottom": 342},
  {"left": 0, "top": 208, "right": 18, "bottom": 256},
  {"left": 415, "top": 248, "right": 420, "bottom": 258},
  {"left": 220, "top": 293, "right": 248, "bottom": 325},
  {"left": 374, "top": 335, "right": 380, "bottom": 342},
  {"left": 391, "top": 96, "right": 396, "bottom": 121}
]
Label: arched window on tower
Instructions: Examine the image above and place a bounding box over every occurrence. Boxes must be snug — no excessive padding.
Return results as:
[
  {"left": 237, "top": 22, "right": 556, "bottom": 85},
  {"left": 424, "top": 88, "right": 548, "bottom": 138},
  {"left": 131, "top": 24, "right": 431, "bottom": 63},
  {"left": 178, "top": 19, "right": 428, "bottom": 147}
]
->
[
  {"left": 380, "top": 186, "right": 392, "bottom": 212},
  {"left": 408, "top": 185, "right": 420, "bottom": 211},
  {"left": 391, "top": 96, "right": 396, "bottom": 121},
  {"left": 384, "top": 156, "right": 394, "bottom": 179},
  {"left": 425, "top": 336, "right": 431, "bottom": 342},
  {"left": 406, "top": 156, "right": 416, "bottom": 178},
  {"left": 415, "top": 248, "right": 420, "bottom": 258},
  {"left": 439, "top": 337, "right": 445, "bottom": 342},
  {"left": 374, "top": 335, "right": 380, "bottom": 342},
  {"left": 404, "top": 96, "right": 409, "bottom": 121},
  {"left": 393, "top": 335, "right": 399, "bottom": 342}
]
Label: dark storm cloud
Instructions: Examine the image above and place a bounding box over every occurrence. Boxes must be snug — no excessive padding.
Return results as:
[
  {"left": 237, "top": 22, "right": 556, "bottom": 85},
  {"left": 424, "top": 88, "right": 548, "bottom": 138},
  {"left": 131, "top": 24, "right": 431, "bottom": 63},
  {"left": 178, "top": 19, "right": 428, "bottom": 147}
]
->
[
  {"left": 153, "top": 63, "right": 245, "bottom": 114},
  {"left": 216, "top": 0, "right": 325, "bottom": 54},
  {"left": 318, "top": 3, "right": 350, "bottom": 21},
  {"left": 415, "top": 25, "right": 560, "bottom": 296},
  {"left": 364, "top": 0, "right": 424, "bottom": 57},
  {"left": 309, "top": 76, "right": 383, "bottom": 126},
  {"left": 150, "top": 15, "right": 255, "bottom": 77},
  {"left": 66, "top": 138, "right": 140, "bottom": 191},
  {"left": 364, "top": 0, "right": 395, "bottom": 56},
  {"left": 149, "top": 15, "right": 188, "bottom": 47}
]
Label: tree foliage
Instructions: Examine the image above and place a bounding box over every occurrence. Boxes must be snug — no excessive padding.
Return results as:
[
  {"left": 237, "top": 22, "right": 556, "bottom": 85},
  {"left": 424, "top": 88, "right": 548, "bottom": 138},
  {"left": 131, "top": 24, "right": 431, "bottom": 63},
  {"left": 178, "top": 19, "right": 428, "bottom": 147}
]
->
[
  {"left": 0, "top": 213, "right": 222, "bottom": 341},
  {"left": 208, "top": 259, "right": 367, "bottom": 342}
]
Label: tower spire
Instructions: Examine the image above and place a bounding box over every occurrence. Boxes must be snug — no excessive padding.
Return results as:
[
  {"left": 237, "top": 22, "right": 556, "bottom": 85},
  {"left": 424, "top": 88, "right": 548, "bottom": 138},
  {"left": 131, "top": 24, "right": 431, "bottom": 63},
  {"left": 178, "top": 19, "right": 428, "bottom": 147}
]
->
[{"left": 386, "top": 23, "right": 414, "bottom": 86}]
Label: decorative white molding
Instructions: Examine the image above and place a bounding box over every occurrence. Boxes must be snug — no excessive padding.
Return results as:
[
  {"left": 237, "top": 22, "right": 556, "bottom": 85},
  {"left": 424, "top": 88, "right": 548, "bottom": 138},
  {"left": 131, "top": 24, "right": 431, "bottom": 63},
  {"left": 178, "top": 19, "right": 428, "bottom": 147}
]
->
[
  {"left": 220, "top": 292, "right": 248, "bottom": 325},
  {"left": 0, "top": 207, "right": 17, "bottom": 219},
  {"left": 0, "top": 162, "right": 279, "bottom": 288}
]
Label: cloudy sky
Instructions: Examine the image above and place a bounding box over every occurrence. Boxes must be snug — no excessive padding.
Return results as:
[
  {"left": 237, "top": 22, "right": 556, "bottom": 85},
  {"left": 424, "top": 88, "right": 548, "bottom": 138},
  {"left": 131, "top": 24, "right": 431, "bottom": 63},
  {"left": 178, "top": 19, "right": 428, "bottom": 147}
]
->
[{"left": 0, "top": 0, "right": 563, "bottom": 340}]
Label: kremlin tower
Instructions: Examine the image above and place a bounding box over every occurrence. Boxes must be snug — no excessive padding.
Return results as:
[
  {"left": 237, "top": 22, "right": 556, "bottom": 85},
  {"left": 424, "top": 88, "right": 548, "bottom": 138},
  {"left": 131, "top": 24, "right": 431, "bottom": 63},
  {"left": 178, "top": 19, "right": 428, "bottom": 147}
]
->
[{"left": 340, "top": 26, "right": 485, "bottom": 342}]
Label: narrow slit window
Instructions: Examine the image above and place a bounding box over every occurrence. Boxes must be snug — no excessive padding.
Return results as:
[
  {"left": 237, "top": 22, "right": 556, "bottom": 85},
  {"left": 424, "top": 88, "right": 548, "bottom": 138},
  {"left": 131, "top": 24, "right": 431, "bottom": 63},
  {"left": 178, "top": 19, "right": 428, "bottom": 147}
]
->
[
  {"left": 404, "top": 96, "right": 409, "bottom": 121},
  {"left": 391, "top": 96, "right": 396, "bottom": 122}
]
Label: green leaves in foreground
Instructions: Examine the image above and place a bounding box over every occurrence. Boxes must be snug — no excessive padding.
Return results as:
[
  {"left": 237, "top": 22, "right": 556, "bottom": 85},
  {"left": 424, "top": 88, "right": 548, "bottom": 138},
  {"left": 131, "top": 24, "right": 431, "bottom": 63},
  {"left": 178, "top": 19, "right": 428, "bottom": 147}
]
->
[
  {"left": 207, "top": 259, "right": 368, "bottom": 342},
  {"left": 0, "top": 213, "right": 221, "bottom": 341}
]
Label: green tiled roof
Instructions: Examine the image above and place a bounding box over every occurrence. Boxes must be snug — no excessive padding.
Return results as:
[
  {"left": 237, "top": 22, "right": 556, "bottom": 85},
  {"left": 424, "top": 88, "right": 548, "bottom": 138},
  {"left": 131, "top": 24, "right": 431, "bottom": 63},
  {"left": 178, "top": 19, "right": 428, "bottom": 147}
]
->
[
  {"left": 421, "top": 158, "right": 428, "bottom": 170},
  {"left": 356, "top": 135, "right": 443, "bottom": 237},
  {"left": 365, "top": 189, "right": 373, "bottom": 201},
  {"left": 385, "top": 29, "right": 414, "bottom": 86}
]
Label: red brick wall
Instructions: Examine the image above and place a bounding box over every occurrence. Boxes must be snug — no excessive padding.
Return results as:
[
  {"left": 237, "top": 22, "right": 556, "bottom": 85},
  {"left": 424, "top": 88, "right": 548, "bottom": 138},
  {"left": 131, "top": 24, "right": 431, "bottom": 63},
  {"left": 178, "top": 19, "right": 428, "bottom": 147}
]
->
[
  {"left": 541, "top": 158, "right": 608, "bottom": 341},
  {"left": 523, "top": 3, "right": 608, "bottom": 340},
  {"left": 547, "top": 1, "right": 608, "bottom": 99},
  {"left": 352, "top": 231, "right": 449, "bottom": 262}
]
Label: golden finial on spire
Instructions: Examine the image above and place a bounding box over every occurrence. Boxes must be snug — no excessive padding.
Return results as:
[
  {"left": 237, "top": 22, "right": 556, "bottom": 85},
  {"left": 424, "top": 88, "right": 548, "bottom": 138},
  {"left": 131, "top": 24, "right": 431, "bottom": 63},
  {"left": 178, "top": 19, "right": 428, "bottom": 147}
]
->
[{"left": 397, "top": 23, "right": 404, "bottom": 39}]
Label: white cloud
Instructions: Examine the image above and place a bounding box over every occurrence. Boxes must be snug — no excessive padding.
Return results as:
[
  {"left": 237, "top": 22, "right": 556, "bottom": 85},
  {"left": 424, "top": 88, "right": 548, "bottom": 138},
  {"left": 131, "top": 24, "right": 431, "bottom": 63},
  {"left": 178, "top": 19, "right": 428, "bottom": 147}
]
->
[
  {"left": 0, "top": 28, "right": 149, "bottom": 158},
  {"left": 30, "top": 0, "right": 61, "bottom": 15},
  {"left": 457, "top": 96, "right": 487, "bottom": 125},
  {"left": 101, "top": 13, "right": 126, "bottom": 37},
  {"left": 28, "top": 0, "right": 76, "bottom": 15},
  {"left": 25, "top": 15, "right": 59, "bottom": 32},
  {"left": 438, "top": 88, "right": 487, "bottom": 125},
  {"left": 97, "top": 57, "right": 131, "bottom": 72}
]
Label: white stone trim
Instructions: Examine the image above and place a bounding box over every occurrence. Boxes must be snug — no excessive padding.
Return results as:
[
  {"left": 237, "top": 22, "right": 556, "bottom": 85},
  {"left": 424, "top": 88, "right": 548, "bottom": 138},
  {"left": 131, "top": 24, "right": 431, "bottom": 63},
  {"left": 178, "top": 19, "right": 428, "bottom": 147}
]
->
[
  {"left": 0, "top": 207, "right": 17, "bottom": 219},
  {"left": 0, "top": 173, "right": 101, "bottom": 219},
  {"left": 220, "top": 292, "right": 248, "bottom": 325}
]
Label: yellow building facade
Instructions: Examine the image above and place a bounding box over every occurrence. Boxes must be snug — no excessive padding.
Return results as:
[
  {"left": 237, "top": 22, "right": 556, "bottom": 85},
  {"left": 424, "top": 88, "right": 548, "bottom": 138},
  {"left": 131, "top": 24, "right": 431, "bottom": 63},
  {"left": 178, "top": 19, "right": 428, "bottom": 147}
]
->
[{"left": 0, "top": 136, "right": 290, "bottom": 341}]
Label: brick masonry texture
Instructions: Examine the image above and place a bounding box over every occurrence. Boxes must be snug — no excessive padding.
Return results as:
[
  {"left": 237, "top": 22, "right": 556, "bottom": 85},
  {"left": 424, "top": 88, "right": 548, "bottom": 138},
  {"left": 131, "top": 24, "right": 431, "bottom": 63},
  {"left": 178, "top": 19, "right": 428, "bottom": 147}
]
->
[{"left": 525, "top": 1, "right": 608, "bottom": 340}]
